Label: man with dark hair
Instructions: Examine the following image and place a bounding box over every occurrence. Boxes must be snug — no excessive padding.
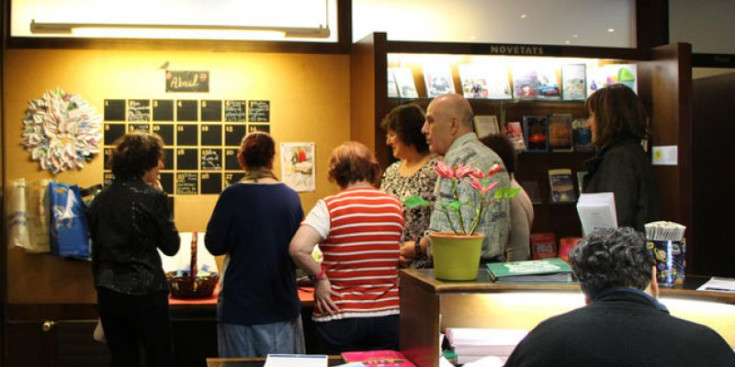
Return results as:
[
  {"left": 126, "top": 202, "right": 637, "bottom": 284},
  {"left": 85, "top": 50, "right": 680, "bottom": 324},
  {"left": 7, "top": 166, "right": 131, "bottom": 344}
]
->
[{"left": 505, "top": 227, "right": 735, "bottom": 367}]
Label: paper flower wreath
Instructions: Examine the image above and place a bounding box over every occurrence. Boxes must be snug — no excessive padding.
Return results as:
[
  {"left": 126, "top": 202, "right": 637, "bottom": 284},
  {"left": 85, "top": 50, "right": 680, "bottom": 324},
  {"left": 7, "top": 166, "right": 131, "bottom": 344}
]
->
[{"left": 21, "top": 88, "right": 102, "bottom": 174}]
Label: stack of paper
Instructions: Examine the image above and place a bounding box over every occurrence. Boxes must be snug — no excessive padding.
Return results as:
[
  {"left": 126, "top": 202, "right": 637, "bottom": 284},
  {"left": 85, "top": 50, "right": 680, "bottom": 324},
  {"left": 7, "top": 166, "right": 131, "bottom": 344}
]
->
[
  {"left": 264, "top": 354, "right": 328, "bottom": 367},
  {"left": 576, "top": 192, "right": 617, "bottom": 236},
  {"left": 445, "top": 328, "right": 528, "bottom": 364}
]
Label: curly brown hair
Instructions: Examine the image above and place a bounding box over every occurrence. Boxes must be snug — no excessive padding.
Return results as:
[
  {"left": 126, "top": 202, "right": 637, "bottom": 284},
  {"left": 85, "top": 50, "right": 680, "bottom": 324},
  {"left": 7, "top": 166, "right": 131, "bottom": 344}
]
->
[
  {"left": 109, "top": 131, "right": 164, "bottom": 179},
  {"left": 380, "top": 103, "right": 429, "bottom": 154},
  {"left": 327, "top": 142, "right": 381, "bottom": 188},
  {"left": 585, "top": 84, "right": 648, "bottom": 148}
]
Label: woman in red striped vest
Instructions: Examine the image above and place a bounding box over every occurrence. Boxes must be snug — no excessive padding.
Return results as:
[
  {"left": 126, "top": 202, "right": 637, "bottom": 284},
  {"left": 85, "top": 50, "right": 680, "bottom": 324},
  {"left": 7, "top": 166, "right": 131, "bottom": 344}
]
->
[{"left": 290, "top": 141, "right": 405, "bottom": 354}]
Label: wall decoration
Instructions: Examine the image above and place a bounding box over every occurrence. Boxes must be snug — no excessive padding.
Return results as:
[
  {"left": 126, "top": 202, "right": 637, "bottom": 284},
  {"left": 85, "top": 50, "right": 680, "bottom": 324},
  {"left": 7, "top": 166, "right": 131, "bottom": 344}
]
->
[
  {"left": 21, "top": 88, "right": 102, "bottom": 174},
  {"left": 280, "top": 142, "right": 315, "bottom": 192},
  {"left": 166, "top": 71, "right": 210, "bottom": 93}
]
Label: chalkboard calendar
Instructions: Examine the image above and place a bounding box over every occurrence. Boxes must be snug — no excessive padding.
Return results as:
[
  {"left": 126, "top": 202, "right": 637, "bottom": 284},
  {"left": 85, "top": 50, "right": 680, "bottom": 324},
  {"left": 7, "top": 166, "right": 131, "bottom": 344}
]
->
[{"left": 103, "top": 98, "right": 271, "bottom": 197}]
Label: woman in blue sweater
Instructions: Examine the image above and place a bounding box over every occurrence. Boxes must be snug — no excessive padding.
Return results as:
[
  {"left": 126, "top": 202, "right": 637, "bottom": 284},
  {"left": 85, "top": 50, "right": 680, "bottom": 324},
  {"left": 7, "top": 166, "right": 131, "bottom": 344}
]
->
[{"left": 205, "top": 132, "right": 305, "bottom": 357}]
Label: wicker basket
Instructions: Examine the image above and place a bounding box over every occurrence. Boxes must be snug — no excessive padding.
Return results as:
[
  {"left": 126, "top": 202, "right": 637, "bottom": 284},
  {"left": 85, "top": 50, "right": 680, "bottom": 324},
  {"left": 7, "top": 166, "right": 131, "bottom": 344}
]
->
[{"left": 166, "top": 271, "right": 219, "bottom": 299}]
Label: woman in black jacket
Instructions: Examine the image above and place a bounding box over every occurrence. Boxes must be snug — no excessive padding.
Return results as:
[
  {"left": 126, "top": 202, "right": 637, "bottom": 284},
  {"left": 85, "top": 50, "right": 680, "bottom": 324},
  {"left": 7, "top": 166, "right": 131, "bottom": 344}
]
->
[
  {"left": 88, "top": 131, "right": 180, "bottom": 367},
  {"left": 583, "top": 84, "right": 662, "bottom": 232}
]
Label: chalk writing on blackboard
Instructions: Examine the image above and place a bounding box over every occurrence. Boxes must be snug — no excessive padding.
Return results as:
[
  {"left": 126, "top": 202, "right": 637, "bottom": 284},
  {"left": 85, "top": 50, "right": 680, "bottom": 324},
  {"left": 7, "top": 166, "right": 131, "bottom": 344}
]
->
[
  {"left": 201, "top": 149, "right": 223, "bottom": 171},
  {"left": 166, "top": 71, "right": 210, "bottom": 93},
  {"left": 176, "top": 172, "right": 199, "bottom": 195},
  {"left": 248, "top": 100, "right": 270, "bottom": 122},
  {"left": 128, "top": 100, "right": 151, "bottom": 121},
  {"left": 225, "top": 100, "right": 247, "bottom": 122}
]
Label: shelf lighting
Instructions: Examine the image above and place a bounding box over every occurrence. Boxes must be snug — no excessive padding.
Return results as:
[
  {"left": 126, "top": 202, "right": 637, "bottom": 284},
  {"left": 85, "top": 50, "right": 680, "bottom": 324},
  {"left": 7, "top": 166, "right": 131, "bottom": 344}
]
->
[{"left": 30, "top": 19, "right": 331, "bottom": 39}]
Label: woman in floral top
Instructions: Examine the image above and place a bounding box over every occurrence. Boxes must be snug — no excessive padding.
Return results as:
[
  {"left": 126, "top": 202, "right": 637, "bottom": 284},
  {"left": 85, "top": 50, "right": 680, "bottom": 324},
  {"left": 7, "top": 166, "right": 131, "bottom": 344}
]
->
[{"left": 379, "top": 104, "right": 439, "bottom": 268}]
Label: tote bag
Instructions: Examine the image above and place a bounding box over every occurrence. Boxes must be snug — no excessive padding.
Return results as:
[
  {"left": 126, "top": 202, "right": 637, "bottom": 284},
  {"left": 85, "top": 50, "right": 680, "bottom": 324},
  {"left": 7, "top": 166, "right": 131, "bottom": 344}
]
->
[{"left": 48, "top": 181, "right": 91, "bottom": 259}]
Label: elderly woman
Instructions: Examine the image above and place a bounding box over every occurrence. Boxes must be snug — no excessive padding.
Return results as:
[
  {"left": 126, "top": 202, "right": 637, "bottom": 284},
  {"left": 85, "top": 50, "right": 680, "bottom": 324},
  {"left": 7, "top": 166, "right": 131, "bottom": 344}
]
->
[
  {"left": 88, "top": 131, "right": 180, "bottom": 367},
  {"left": 379, "top": 103, "right": 439, "bottom": 268},
  {"left": 205, "top": 132, "right": 305, "bottom": 357},
  {"left": 289, "top": 141, "right": 404, "bottom": 354},
  {"left": 583, "top": 84, "right": 661, "bottom": 231}
]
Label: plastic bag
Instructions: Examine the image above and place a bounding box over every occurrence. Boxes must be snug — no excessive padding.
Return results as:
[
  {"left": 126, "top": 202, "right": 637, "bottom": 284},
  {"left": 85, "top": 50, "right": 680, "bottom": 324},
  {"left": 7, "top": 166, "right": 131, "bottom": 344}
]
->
[
  {"left": 6, "top": 178, "right": 31, "bottom": 250},
  {"left": 48, "top": 181, "right": 91, "bottom": 259}
]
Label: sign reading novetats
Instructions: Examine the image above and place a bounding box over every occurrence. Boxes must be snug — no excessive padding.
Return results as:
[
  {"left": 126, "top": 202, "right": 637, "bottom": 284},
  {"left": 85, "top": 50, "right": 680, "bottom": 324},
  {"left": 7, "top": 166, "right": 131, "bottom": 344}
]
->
[{"left": 166, "top": 71, "right": 210, "bottom": 92}]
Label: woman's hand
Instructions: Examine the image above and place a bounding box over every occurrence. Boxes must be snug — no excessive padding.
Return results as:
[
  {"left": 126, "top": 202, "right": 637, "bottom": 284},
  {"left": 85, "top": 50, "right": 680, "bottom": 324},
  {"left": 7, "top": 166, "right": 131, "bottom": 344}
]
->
[
  {"left": 150, "top": 179, "right": 163, "bottom": 191},
  {"left": 399, "top": 241, "right": 417, "bottom": 267},
  {"left": 313, "top": 278, "right": 340, "bottom": 315}
]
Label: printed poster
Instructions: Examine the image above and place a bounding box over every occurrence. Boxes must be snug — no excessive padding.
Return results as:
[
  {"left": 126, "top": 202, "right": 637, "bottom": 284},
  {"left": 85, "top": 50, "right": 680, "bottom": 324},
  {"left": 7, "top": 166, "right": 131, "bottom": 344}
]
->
[{"left": 281, "top": 142, "right": 315, "bottom": 192}]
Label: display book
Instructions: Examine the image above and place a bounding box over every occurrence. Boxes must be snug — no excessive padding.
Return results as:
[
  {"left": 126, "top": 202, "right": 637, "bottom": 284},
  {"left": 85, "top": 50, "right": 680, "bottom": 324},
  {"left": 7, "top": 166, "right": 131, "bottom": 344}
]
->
[
  {"left": 341, "top": 350, "right": 416, "bottom": 367},
  {"left": 486, "top": 257, "right": 573, "bottom": 283},
  {"left": 548, "top": 168, "right": 576, "bottom": 203},
  {"left": 444, "top": 327, "right": 528, "bottom": 365},
  {"left": 530, "top": 232, "right": 557, "bottom": 259}
]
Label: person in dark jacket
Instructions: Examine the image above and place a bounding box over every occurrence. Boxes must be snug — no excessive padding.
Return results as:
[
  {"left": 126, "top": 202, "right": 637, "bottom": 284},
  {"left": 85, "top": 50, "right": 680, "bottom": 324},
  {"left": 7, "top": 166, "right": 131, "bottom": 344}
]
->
[
  {"left": 505, "top": 227, "right": 735, "bottom": 367},
  {"left": 88, "top": 131, "right": 180, "bottom": 367},
  {"left": 582, "top": 84, "right": 661, "bottom": 231}
]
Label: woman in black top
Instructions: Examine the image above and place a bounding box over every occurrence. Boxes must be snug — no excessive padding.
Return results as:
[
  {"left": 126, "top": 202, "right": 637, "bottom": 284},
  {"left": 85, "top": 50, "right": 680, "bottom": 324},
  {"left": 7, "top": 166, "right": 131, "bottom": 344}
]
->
[
  {"left": 88, "top": 131, "right": 180, "bottom": 367},
  {"left": 583, "top": 84, "right": 662, "bottom": 231}
]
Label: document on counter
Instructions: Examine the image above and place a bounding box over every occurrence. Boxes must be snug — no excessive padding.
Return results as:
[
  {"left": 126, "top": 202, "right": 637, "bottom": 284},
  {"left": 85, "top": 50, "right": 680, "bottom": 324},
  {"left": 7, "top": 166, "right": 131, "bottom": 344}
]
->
[
  {"left": 696, "top": 277, "right": 735, "bottom": 293},
  {"left": 576, "top": 192, "right": 617, "bottom": 236},
  {"left": 264, "top": 354, "right": 328, "bottom": 367}
]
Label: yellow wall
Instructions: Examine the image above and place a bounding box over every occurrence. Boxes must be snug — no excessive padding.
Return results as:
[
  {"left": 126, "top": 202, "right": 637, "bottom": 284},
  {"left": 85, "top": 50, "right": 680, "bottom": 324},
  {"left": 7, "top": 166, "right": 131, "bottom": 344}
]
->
[{"left": 3, "top": 48, "right": 350, "bottom": 303}]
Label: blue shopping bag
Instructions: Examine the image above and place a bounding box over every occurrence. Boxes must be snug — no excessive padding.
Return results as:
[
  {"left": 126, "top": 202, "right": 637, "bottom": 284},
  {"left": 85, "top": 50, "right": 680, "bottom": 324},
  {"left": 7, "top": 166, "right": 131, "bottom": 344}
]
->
[{"left": 48, "top": 181, "right": 91, "bottom": 260}]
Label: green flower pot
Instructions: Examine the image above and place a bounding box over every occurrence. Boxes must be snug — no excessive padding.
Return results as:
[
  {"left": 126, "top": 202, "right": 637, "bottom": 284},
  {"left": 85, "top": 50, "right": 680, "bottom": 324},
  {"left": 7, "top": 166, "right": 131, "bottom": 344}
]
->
[{"left": 431, "top": 232, "right": 484, "bottom": 281}]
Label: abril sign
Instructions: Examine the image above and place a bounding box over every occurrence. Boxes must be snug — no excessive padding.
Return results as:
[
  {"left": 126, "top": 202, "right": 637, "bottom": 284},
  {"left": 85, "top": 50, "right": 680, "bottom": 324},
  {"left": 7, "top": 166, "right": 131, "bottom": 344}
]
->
[{"left": 166, "top": 71, "right": 210, "bottom": 92}]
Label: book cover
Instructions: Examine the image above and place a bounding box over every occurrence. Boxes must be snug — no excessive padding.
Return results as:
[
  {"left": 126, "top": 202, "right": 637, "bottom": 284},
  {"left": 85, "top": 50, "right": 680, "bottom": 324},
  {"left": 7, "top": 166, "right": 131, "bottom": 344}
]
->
[
  {"left": 548, "top": 114, "right": 573, "bottom": 151},
  {"left": 577, "top": 192, "right": 618, "bottom": 236},
  {"left": 522, "top": 115, "right": 548, "bottom": 152},
  {"left": 423, "top": 64, "right": 456, "bottom": 97},
  {"left": 588, "top": 64, "right": 638, "bottom": 96},
  {"left": 473, "top": 115, "right": 500, "bottom": 138},
  {"left": 458, "top": 63, "right": 490, "bottom": 99},
  {"left": 561, "top": 63, "right": 587, "bottom": 100},
  {"left": 504, "top": 121, "right": 526, "bottom": 151},
  {"left": 486, "top": 257, "right": 572, "bottom": 283},
  {"left": 559, "top": 237, "right": 583, "bottom": 262},
  {"left": 548, "top": 168, "right": 576, "bottom": 203},
  {"left": 512, "top": 66, "right": 539, "bottom": 99},
  {"left": 571, "top": 118, "right": 593, "bottom": 152},
  {"left": 387, "top": 69, "right": 399, "bottom": 98},
  {"left": 536, "top": 66, "right": 561, "bottom": 100},
  {"left": 530, "top": 232, "right": 557, "bottom": 259},
  {"left": 390, "top": 67, "right": 419, "bottom": 99},
  {"left": 341, "top": 350, "right": 416, "bottom": 367}
]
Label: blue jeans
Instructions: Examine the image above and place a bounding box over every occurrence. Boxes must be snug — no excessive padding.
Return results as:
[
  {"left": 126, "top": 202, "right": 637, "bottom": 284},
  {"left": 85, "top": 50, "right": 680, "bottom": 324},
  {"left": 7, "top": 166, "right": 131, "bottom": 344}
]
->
[
  {"left": 314, "top": 315, "right": 399, "bottom": 354},
  {"left": 217, "top": 316, "right": 305, "bottom": 358}
]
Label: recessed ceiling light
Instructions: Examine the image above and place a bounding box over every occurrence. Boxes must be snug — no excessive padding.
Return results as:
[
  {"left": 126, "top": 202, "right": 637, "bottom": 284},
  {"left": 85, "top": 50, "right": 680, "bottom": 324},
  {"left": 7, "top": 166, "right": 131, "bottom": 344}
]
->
[
  {"left": 573, "top": 34, "right": 578, "bottom": 38},
  {"left": 565, "top": 40, "right": 571, "bottom": 44},
  {"left": 520, "top": 14, "right": 527, "bottom": 19},
  {"left": 607, "top": 28, "right": 615, "bottom": 33}
]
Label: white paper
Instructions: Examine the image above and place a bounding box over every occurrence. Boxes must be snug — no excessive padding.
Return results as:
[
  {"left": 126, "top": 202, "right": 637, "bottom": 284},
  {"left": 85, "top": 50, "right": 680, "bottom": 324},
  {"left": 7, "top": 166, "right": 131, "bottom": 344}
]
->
[
  {"left": 576, "top": 192, "right": 618, "bottom": 236},
  {"left": 158, "top": 232, "right": 218, "bottom": 274},
  {"left": 264, "top": 354, "right": 328, "bottom": 367},
  {"left": 697, "top": 277, "right": 735, "bottom": 293},
  {"left": 462, "top": 356, "right": 506, "bottom": 367},
  {"left": 652, "top": 145, "right": 678, "bottom": 166}
]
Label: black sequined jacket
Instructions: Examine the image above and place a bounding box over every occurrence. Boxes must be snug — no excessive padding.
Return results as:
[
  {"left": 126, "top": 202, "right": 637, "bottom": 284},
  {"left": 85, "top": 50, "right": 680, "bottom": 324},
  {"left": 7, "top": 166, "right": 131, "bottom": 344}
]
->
[{"left": 88, "top": 176, "right": 180, "bottom": 295}]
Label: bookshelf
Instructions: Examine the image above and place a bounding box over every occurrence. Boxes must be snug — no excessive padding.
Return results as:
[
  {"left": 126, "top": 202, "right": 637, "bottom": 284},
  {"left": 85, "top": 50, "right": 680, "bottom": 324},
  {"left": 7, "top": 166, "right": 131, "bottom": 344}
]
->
[{"left": 350, "top": 33, "right": 693, "bottom": 263}]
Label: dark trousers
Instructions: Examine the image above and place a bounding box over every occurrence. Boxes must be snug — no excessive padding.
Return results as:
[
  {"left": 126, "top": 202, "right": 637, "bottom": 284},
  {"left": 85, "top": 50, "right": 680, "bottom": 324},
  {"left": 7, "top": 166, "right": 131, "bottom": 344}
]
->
[
  {"left": 97, "top": 287, "right": 174, "bottom": 367},
  {"left": 314, "top": 315, "right": 399, "bottom": 354}
]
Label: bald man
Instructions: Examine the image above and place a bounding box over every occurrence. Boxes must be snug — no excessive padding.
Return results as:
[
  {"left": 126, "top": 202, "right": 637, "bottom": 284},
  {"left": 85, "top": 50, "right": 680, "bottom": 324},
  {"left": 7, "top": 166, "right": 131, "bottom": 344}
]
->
[{"left": 402, "top": 94, "right": 511, "bottom": 265}]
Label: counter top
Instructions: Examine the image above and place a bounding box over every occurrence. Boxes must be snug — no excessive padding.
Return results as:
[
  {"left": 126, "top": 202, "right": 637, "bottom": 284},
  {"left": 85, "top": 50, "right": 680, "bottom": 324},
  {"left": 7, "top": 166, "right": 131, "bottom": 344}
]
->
[{"left": 169, "top": 285, "right": 315, "bottom": 306}]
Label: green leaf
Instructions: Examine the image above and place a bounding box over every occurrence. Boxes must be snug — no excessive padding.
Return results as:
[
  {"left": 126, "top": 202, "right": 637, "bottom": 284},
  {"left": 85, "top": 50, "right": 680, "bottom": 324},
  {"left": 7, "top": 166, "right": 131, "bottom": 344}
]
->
[
  {"left": 494, "top": 186, "right": 521, "bottom": 199},
  {"left": 404, "top": 195, "right": 431, "bottom": 209},
  {"left": 446, "top": 200, "right": 462, "bottom": 211}
]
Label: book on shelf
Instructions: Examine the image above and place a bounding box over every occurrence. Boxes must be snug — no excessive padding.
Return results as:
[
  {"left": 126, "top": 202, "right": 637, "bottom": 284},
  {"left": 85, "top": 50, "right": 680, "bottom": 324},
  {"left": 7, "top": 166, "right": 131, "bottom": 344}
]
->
[
  {"left": 423, "top": 63, "right": 455, "bottom": 97},
  {"left": 473, "top": 115, "right": 500, "bottom": 138},
  {"left": 530, "top": 232, "right": 557, "bottom": 259},
  {"left": 559, "top": 237, "right": 583, "bottom": 262},
  {"left": 548, "top": 113, "right": 573, "bottom": 151},
  {"left": 572, "top": 118, "right": 594, "bottom": 152},
  {"left": 390, "top": 67, "right": 419, "bottom": 99},
  {"left": 536, "top": 65, "right": 561, "bottom": 100},
  {"left": 588, "top": 63, "right": 638, "bottom": 96},
  {"left": 486, "top": 258, "right": 573, "bottom": 283},
  {"left": 387, "top": 69, "right": 399, "bottom": 98},
  {"left": 561, "top": 63, "right": 587, "bottom": 100},
  {"left": 519, "top": 180, "right": 543, "bottom": 204},
  {"left": 458, "top": 63, "right": 512, "bottom": 99},
  {"left": 522, "top": 115, "right": 549, "bottom": 152},
  {"left": 548, "top": 168, "right": 576, "bottom": 203},
  {"left": 504, "top": 121, "right": 527, "bottom": 152},
  {"left": 576, "top": 192, "right": 618, "bottom": 236},
  {"left": 341, "top": 350, "right": 416, "bottom": 367},
  {"left": 512, "top": 66, "right": 540, "bottom": 99}
]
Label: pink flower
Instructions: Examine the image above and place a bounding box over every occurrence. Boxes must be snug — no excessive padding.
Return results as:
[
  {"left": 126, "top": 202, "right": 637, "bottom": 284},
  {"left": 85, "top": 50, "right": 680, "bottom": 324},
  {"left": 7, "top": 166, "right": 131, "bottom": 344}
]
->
[
  {"left": 468, "top": 168, "right": 484, "bottom": 179},
  {"left": 468, "top": 177, "right": 484, "bottom": 192},
  {"left": 481, "top": 181, "right": 499, "bottom": 195},
  {"left": 436, "top": 161, "right": 455, "bottom": 179},
  {"left": 486, "top": 163, "right": 502, "bottom": 177},
  {"left": 453, "top": 163, "right": 472, "bottom": 179}
]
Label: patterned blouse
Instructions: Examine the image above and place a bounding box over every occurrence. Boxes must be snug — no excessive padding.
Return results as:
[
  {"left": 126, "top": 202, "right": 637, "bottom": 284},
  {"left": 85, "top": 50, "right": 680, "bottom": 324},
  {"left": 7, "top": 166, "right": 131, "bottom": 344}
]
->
[{"left": 380, "top": 154, "right": 440, "bottom": 268}]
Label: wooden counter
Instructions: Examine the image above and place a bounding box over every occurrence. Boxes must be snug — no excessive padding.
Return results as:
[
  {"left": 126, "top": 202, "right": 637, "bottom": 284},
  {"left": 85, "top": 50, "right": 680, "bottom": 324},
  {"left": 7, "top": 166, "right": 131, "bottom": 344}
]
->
[{"left": 399, "top": 269, "right": 735, "bottom": 367}]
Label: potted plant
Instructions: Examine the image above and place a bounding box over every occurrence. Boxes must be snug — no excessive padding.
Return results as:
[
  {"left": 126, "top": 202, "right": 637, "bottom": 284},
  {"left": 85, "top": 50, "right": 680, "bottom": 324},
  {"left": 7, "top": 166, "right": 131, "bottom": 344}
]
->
[{"left": 406, "top": 161, "right": 518, "bottom": 280}]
